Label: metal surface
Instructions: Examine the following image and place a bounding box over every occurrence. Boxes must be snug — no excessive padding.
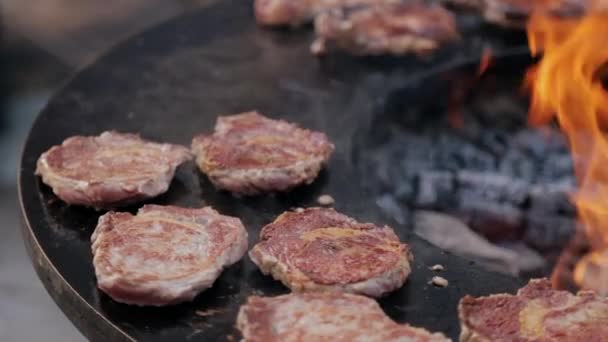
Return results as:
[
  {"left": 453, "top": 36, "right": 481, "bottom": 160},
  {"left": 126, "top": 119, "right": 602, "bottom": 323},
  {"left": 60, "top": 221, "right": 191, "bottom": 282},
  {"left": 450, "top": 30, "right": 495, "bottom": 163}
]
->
[{"left": 19, "top": 0, "right": 527, "bottom": 340}]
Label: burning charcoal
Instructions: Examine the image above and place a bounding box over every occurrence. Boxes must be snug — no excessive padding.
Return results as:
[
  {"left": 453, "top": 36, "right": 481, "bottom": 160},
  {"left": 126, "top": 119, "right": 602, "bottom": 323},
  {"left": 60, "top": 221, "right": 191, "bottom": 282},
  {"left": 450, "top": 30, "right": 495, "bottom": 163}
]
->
[
  {"left": 528, "top": 179, "right": 576, "bottom": 215},
  {"left": 512, "top": 128, "right": 568, "bottom": 161},
  {"left": 456, "top": 170, "right": 529, "bottom": 205},
  {"left": 478, "top": 130, "right": 510, "bottom": 156},
  {"left": 413, "top": 170, "right": 455, "bottom": 208},
  {"left": 456, "top": 196, "right": 523, "bottom": 241},
  {"left": 498, "top": 149, "right": 537, "bottom": 182},
  {"left": 459, "top": 144, "right": 497, "bottom": 170},
  {"left": 523, "top": 213, "right": 576, "bottom": 252},
  {"left": 434, "top": 134, "right": 496, "bottom": 171},
  {"left": 539, "top": 154, "right": 574, "bottom": 181}
]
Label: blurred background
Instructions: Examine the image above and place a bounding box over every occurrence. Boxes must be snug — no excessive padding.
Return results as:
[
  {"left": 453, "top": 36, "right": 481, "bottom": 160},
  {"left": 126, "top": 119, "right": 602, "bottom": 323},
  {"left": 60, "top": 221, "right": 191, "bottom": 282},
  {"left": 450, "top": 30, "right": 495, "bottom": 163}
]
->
[{"left": 0, "top": 1, "right": 213, "bottom": 340}]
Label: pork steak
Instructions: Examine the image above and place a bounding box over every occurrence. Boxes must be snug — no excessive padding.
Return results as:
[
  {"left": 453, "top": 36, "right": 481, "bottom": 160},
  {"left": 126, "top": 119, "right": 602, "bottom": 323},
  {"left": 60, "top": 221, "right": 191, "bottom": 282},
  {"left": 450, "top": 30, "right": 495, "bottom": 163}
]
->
[
  {"left": 481, "top": 0, "right": 588, "bottom": 29},
  {"left": 237, "top": 292, "right": 450, "bottom": 342},
  {"left": 36, "top": 131, "right": 191, "bottom": 209},
  {"left": 91, "top": 205, "right": 248, "bottom": 306},
  {"left": 191, "top": 111, "right": 334, "bottom": 195},
  {"left": 459, "top": 278, "right": 608, "bottom": 341},
  {"left": 254, "top": 0, "right": 400, "bottom": 27},
  {"left": 312, "top": 3, "right": 460, "bottom": 56},
  {"left": 249, "top": 207, "right": 412, "bottom": 297}
]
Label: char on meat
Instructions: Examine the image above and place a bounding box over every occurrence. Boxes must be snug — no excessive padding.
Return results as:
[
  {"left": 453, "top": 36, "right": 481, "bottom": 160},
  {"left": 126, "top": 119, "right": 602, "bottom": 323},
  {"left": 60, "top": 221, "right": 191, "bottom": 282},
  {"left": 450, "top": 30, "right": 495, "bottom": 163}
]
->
[
  {"left": 91, "top": 205, "right": 248, "bottom": 306},
  {"left": 249, "top": 207, "right": 412, "bottom": 297},
  {"left": 36, "top": 131, "right": 191, "bottom": 209},
  {"left": 191, "top": 111, "right": 334, "bottom": 196},
  {"left": 459, "top": 278, "right": 608, "bottom": 341},
  {"left": 254, "top": 0, "right": 400, "bottom": 26},
  {"left": 237, "top": 292, "right": 450, "bottom": 342}
]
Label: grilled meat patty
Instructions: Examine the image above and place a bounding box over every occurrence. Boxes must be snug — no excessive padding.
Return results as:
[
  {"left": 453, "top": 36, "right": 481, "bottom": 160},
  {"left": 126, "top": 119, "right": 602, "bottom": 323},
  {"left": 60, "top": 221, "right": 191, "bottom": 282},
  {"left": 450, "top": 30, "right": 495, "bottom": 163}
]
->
[
  {"left": 36, "top": 131, "right": 191, "bottom": 209},
  {"left": 91, "top": 205, "right": 248, "bottom": 306},
  {"left": 482, "top": 0, "right": 589, "bottom": 28},
  {"left": 312, "top": 3, "right": 460, "bottom": 56},
  {"left": 237, "top": 292, "right": 450, "bottom": 342},
  {"left": 191, "top": 112, "right": 334, "bottom": 196},
  {"left": 249, "top": 207, "right": 413, "bottom": 297},
  {"left": 459, "top": 278, "right": 608, "bottom": 341},
  {"left": 254, "top": 0, "right": 400, "bottom": 26}
]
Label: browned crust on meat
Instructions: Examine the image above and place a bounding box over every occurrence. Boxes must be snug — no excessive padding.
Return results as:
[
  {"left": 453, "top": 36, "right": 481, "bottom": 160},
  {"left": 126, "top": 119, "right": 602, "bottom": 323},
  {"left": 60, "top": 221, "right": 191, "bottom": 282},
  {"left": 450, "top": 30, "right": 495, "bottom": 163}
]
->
[
  {"left": 312, "top": 3, "right": 460, "bottom": 56},
  {"left": 458, "top": 278, "right": 608, "bottom": 341},
  {"left": 91, "top": 205, "right": 248, "bottom": 306},
  {"left": 249, "top": 207, "right": 413, "bottom": 297},
  {"left": 254, "top": 0, "right": 401, "bottom": 26},
  {"left": 191, "top": 111, "right": 334, "bottom": 195},
  {"left": 35, "top": 131, "right": 191, "bottom": 209},
  {"left": 482, "top": 0, "right": 590, "bottom": 29},
  {"left": 237, "top": 292, "right": 450, "bottom": 341}
]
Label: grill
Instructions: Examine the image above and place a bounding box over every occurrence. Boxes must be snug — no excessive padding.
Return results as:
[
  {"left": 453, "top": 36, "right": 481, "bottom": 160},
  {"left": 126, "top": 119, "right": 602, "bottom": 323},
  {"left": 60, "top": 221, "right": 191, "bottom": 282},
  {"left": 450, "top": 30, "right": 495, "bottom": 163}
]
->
[{"left": 17, "top": 0, "right": 566, "bottom": 340}]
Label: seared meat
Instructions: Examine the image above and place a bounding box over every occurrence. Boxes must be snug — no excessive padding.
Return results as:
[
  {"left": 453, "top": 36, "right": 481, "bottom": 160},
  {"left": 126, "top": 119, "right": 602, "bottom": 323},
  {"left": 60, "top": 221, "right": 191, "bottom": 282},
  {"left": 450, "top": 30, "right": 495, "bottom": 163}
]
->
[
  {"left": 482, "top": 0, "right": 589, "bottom": 29},
  {"left": 36, "top": 131, "right": 191, "bottom": 209},
  {"left": 249, "top": 207, "right": 413, "bottom": 297},
  {"left": 254, "top": 0, "right": 400, "bottom": 26},
  {"left": 91, "top": 205, "right": 248, "bottom": 306},
  {"left": 312, "top": 3, "right": 460, "bottom": 56},
  {"left": 237, "top": 292, "right": 450, "bottom": 342},
  {"left": 459, "top": 278, "right": 608, "bottom": 341},
  {"left": 191, "top": 111, "right": 334, "bottom": 196}
]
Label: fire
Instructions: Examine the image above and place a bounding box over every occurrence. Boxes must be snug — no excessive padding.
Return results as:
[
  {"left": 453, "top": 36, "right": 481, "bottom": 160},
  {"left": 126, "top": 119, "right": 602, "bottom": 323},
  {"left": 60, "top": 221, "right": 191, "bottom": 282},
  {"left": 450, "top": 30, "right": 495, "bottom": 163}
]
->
[
  {"left": 478, "top": 46, "right": 493, "bottom": 76},
  {"left": 525, "top": 6, "right": 608, "bottom": 292}
]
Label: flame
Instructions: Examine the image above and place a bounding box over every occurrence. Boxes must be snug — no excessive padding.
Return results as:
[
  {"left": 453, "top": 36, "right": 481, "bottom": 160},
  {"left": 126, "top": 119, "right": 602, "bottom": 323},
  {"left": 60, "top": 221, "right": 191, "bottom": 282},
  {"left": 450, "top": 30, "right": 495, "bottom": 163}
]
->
[
  {"left": 525, "top": 6, "right": 608, "bottom": 291},
  {"left": 478, "top": 47, "right": 494, "bottom": 76},
  {"left": 448, "top": 48, "right": 495, "bottom": 129}
]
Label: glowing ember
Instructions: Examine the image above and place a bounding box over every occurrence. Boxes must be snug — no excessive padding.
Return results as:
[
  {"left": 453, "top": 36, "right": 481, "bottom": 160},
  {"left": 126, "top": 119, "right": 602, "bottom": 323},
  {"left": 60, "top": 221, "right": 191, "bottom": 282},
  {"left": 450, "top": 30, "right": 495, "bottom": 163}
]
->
[{"left": 525, "top": 4, "right": 608, "bottom": 293}]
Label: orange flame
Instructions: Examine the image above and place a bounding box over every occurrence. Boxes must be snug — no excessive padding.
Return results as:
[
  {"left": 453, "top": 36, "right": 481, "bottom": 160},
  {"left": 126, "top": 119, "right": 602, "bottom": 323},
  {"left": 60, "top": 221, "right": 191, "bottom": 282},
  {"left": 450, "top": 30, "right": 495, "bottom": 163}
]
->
[
  {"left": 478, "top": 47, "right": 494, "bottom": 76},
  {"left": 525, "top": 7, "right": 608, "bottom": 291}
]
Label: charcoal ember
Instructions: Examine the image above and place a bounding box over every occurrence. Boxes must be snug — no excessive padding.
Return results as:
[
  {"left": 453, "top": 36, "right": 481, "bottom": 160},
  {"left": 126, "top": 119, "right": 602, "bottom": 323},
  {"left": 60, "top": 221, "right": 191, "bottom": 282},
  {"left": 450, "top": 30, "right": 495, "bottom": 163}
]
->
[
  {"left": 528, "top": 179, "right": 576, "bottom": 215},
  {"left": 498, "top": 149, "right": 537, "bottom": 182},
  {"left": 456, "top": 170, "right": 529, "bottom": 205},
  {"left": 477, "top": 130, "right": 510, "bottom": 156},
  {"left": 524, "top": 212, "right": 576, "bottom": 252},
  {"left": 512, "top": 128, "right": 569, "bottom": 161},
  {"left": 539, "top": 154, "right": 574, "bottom": 181},
  {"left": 413, "top": 170, "right": 455, "bottom": 208},
  {"left": 455, "top": 196, "right": 523, "bottom": 241},
  {"left": 433, "top": 134, "right": 496, "bottom": 171}
]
